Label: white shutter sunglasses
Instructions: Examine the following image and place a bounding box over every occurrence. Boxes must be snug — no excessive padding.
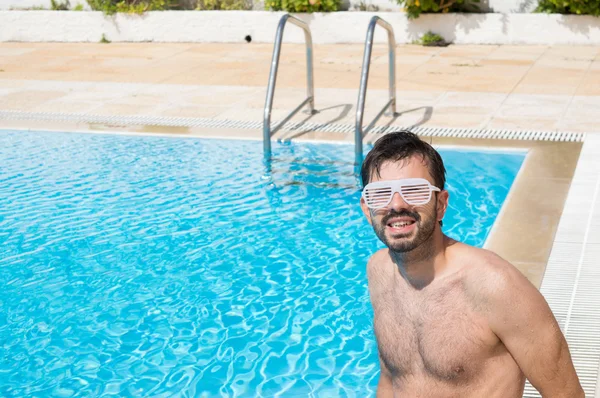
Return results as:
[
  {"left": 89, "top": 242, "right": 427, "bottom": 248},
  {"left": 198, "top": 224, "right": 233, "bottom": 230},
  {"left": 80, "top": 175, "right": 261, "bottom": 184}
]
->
[{"left": 362, "top": 178, "right": 441, "bottom": 210}]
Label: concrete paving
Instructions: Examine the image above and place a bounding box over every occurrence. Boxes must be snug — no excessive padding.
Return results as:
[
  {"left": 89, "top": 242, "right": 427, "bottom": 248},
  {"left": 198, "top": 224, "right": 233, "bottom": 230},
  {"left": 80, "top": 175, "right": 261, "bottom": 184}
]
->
[{"left": 0, "top": 42, "right": 599, "bottom": 134}]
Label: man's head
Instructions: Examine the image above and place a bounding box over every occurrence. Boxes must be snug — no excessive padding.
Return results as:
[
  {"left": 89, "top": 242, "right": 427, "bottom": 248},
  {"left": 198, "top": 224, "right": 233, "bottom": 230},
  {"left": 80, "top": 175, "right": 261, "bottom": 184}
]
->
[{"left": 360, "top": 131, "right": 449, "bottom": 254}]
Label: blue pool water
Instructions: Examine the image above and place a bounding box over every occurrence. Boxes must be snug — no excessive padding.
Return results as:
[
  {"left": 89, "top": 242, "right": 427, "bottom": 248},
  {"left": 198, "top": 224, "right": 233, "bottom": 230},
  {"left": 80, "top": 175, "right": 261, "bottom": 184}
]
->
[{"left": 0, "top": 131, "right": 525, "bottom": 397}]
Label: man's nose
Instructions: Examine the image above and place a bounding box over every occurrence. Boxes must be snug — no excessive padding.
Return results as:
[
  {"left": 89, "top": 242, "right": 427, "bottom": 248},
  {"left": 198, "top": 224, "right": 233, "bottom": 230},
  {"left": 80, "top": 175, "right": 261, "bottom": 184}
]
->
[{"left": 389, "top": 192, "right": 410, "bottom": 211}]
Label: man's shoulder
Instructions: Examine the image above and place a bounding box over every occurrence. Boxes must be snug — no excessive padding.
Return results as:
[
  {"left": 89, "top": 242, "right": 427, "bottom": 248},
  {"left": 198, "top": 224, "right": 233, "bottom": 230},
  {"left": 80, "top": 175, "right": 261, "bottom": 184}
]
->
[
  {"left": 366, "top": 248, "right": 392, "bottom": 281},
  {"left": 450, "top": 241, "right": 514, "bottom": 275},
  {"left": 456, "top": 244, "right": 538, "bottom": 310}
]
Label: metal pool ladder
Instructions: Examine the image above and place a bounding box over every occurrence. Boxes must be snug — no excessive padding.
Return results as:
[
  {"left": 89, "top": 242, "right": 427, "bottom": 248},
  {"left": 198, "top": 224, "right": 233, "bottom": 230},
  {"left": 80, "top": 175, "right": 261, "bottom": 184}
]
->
[
  {"left": 355, "top": 16, "right": 397, "bottom": 166},
  {"left": 263, "top": 14, "right": 315, "bottom": 161}
]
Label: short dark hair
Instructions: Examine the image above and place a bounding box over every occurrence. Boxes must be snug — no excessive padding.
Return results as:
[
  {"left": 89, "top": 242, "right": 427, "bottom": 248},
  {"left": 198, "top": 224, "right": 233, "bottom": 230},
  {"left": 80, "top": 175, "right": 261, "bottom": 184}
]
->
[{"left": 360, "top": 131, "right": 446, "bottom": 189}]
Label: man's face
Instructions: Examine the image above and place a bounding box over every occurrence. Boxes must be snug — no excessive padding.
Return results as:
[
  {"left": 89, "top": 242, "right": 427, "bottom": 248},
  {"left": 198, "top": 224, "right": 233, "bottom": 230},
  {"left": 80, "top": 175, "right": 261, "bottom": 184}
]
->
[{"left": 360, "top": 156, "right": 448, "bottom": 253}]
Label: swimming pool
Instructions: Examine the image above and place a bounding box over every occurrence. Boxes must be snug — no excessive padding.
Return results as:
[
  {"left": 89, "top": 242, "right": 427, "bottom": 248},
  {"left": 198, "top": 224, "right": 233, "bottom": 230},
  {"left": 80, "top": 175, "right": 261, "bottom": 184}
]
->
[{"left": 0, "top": 130, "right": 525, "bottom": 397}]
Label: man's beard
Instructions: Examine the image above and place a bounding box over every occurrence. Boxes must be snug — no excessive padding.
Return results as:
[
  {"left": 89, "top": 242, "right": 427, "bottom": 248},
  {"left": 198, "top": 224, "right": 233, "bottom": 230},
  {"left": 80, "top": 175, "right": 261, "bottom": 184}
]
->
[{"left": 373, "top": 206, "right": 437, "bottom": 253}]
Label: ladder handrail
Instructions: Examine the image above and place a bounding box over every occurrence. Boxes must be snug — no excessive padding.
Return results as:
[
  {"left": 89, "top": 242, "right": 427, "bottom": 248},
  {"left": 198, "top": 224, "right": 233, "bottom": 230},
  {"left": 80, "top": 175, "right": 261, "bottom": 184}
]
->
[
  {"left": 263, "top": 14, "right": 315, "bottom": 161},
  {"left": 355, "top": 16, "right": 397, "bottom": 166}
]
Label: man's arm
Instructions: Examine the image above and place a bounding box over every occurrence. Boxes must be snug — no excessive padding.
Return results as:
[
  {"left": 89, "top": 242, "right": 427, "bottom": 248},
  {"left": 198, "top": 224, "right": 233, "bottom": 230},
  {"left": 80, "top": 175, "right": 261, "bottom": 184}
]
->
[
  {"left": 366, "top": 251, "right": 395, "bottom": 397},
  {"left": 377, "top": 354, "right": 394, "bottom": 398},
  {"left": 481, "top": 255, "right": 583, "bottom": 397}
]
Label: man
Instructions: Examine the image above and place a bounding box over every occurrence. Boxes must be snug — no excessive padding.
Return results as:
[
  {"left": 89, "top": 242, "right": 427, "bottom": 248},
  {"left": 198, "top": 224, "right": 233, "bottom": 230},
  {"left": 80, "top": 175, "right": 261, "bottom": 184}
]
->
[{"left": 359, "top": 131, "right": 583, "bottom": 397}]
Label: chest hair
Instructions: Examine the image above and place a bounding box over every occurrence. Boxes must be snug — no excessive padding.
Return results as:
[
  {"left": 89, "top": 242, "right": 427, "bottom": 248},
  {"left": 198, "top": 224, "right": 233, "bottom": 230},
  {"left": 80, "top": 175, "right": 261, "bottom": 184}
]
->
[{"left": 372, "top": 276, "right": 495, "bottom": 384}]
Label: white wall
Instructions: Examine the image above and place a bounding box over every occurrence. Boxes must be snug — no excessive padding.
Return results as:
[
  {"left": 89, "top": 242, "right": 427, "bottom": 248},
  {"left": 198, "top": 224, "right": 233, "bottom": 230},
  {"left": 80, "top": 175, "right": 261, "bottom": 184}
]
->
[
  {"left": 0, "top": 0, "right": 52, "bottom": 9},
  {"left": 0, "top": 0, "right": 91, "bottom": 10},
  {"left": 1, "top": 10, "right": 600, "bottom": 45},
  {"left": 480, "top": 0, "right": 538, "bottom": 13},
  {"left": 343, "top": 0, "right": 538, "bottom": 12},
  {"left": 0, "top": 0, "right": 537, "bottom": 12}
]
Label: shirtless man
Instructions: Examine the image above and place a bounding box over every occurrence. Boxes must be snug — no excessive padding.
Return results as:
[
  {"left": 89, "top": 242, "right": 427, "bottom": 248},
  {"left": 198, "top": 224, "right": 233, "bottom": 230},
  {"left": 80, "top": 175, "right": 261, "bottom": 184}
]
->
[{"left": 359, "top": 131, "right": 583, "bottom": 397}]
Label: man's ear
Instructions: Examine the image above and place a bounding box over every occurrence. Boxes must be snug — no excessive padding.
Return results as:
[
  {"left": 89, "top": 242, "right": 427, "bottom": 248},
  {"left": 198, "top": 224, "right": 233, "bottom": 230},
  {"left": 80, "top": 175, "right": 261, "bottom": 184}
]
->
[
  {"left": 437, "top": 190, "right": 449, "bottom": 223},
  {"left": 360, "top": 197, "right": 373, "bottom": 226}
]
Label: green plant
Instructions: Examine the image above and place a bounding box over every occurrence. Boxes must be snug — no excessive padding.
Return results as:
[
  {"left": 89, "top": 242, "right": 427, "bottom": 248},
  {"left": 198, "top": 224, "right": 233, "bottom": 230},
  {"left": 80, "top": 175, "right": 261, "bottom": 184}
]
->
[
  {"left": 265, "top": 0, "right": 339, "bottom": 12},
  {"left": 417, "top": 31, "right": 448, "bottom": 46},
  {"left": 51, "top": 0, "right": 71, "bottom": 9},
  {"left": 11, "top": 5, "right": 48, "bottom": 9},
  {"left": 73, "top": 3, "right": 85, "bottom": 9},
  {"left": 536, "top": 0, "right": 600, "bottom": 16},
  {"left": 196, "top": 0, "right": 250, "bottom": 10},
  {"left": 100, "top": 33, "right": 111, "bottom": 43},
  {"left": 396, "top": 0, "right": 479, "bottom": 18},
  {"left": 353, "top": 0, "right": 379, "bottom": 10},
  {"left": 86, "top": 0, "right": 178, "bottom": 14}
]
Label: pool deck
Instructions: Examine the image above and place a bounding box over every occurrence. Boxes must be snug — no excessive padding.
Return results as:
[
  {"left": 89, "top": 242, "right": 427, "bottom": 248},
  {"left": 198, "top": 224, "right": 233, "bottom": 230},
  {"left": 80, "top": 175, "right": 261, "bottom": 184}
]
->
[
  {"left": 1, "top": 42, "right": 600, "bottom": 397},
  {"left": 0, "top": 43, "right": 600, "bottom": 133}
]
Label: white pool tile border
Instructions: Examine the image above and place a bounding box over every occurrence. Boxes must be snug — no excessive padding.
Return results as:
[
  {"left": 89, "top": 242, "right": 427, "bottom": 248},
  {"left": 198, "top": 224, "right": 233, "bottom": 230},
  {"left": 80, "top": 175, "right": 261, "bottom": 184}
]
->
[
  {"left": 0, "top": 110, "right": 587, "bottom": 143},
  {"left": 524, "top": 134, "right": 600, "bottom": 398}
]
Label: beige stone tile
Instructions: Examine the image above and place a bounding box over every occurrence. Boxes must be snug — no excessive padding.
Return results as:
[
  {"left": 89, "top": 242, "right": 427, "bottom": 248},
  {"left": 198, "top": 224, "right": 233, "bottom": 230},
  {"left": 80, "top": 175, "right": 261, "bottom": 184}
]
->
[
  {"left": 452, "top": 75, "right": 520, "bottom": 93},
  {"left": 0, "top": 90, "right": 67, "bottom": 110},
  {"left": 163, "top": 67, "right": 264, "bottom": 87},
  {"left": 213, "top": 107, "right": 264, "bottom": 122},
  {"left": 399, "top": 72, "right": 460, "bottom": 92},
  {"left": 562, "top": 96, "right": 600, "bottom": 120},
  {"left": 31, "top": 100, "right": 100, "bottom": 114},
  {"left": 0, "top": 42, "right": 597, "bottom": 134},
  {"left": 423, "top": 112, "right": 490, "bottom": 129},
  {"left": 524, "top": 142, "right": 582, "bottom": 180},
  {"left": 387, "top": 105, "right": 435, "bottom": 128},
  {"left": 457, "top": 63, "right": 530, "bottom": 78},
  {"left": 430, "top": 103, "right": 494, "bottom": 119},
  {"left": 105, "top": 93, "right": 171, "bottom": 107},
  {"left": 543, "top": 45, "right": 600, "bottom": 60},
  {"left": 396, "top": 79, "right": 452, "bottom": 93},
  {"left": 437, "top": 44, "right": 499, "bottom": 58},
  {"left": 65, "top": 43, "right": 193, "bottom": 59},
  {"left": 513, "top": 83, "right": 579, "bottom": 96},
  {"left": 90, "top": 103, "right": 161, "bottom": 116},
  {"left": 589, "top": 59, "right": 600, "bottom": 71},
  {"left": 215, "top": 107, "right": 295, "bottom": 123},
  {"left": 397, "top": 44, "right": 443, "bottom": 56},
  {"left": 556, "top": 119, "right": 600, "bottom": 133},
  {"left": 494, "top": 102, "right": 567, "bottom": 118},
  {"left": 245, "top": 87, "right": 307, "bottom": 108},
  {"left": 535, "top": 58, "right": 592, "bottom": 69},
  {"left": 0, "top": 78, "right": 31, "bottom": 89},
  {"left": 281, "top": 129, "right": 354, "bottom": 144},
  {"left": 298, "top": 104, "right": 356, "bottom": 126},
  {"left": 0, "top": 88, "right": 15, "bottom": 97},
  {"left": 514, "top": 66, "right": 585, "bottom": 95},
  {"left": 396, "top": 90, "right": 446, "bottom": 102},
  {"left": 177, "top": 87, "right": 264, "bottom": 108},
  {"left": 437, "top": 91, "right": 507, "bottom": 108},
  {"left": 574, "top": 70, "right": 600, "bottom": 95},
  {"left": 484, "top": 45, "right": 547, "bottom": 62},
  {"left": 395, "top": 64, "right": 422, "bottom": 79},
  {"left": 156, "top": 105, "right": 229, "bottom": 118},
  {"left": 503, "top": 93, "right": 572, "bottom": 107},
  {"left": 495, "top": 94, "right": 571, "bottom": 119},
  {"left": 480, "top": 58, "right": 535, "bottom": 67},
  {"left": 0, "top": 47, "right": 36, "bottom": 57},
  {"left": 55, "top": 88, "right": 138, "bottom": 106},
  {"left": 486, "top": 117, "right": 560, "bottom": 131},
  {"left": 410, "top": 61, "right": 461, "bottom": 76},
  {"left": 486, "top": 177, "right": 573, "bottom": 265}
]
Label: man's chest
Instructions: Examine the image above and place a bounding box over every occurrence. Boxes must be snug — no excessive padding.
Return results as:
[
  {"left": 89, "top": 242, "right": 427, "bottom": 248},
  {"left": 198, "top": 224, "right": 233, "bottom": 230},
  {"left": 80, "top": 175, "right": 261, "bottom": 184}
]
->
[{"left": 371, "top": 279, "right": 499, "bottom": 383}]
